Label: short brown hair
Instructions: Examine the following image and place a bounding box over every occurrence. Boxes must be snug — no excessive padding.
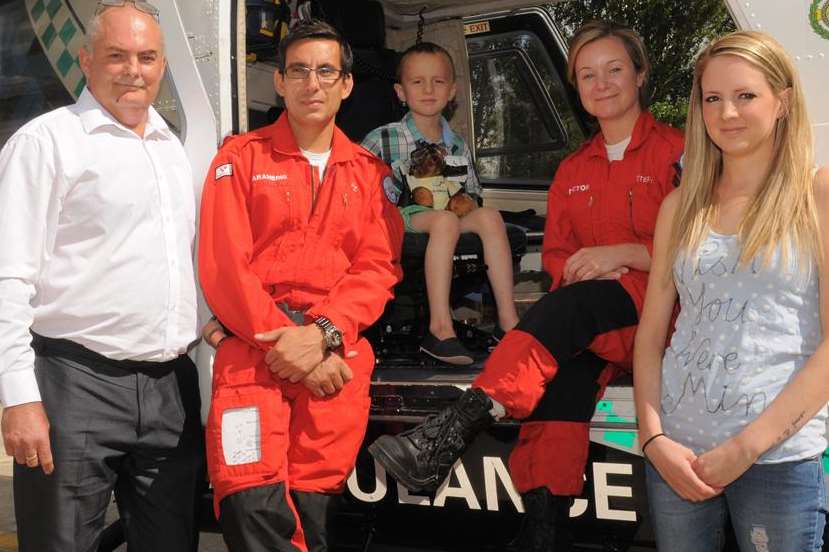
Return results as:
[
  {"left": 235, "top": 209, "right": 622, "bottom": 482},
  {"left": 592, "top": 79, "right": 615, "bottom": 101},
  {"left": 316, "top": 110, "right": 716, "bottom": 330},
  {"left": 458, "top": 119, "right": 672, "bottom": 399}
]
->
[
  {"left": 276, "top": 19, "right": 353, "bottom": 75},
  {"left": 396, "top": 41, "right": 456, "bottom": 82},
  {"left": 567, "top": 21, "right": 650, "bottom": 107}
]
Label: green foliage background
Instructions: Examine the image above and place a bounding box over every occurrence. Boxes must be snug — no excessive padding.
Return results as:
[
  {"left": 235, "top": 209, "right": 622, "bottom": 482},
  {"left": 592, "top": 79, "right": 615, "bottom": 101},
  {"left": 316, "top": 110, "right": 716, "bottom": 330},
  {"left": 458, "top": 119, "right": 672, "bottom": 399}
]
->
[{"left": 547, "top": 0, "right": 736, "bottom": 128}]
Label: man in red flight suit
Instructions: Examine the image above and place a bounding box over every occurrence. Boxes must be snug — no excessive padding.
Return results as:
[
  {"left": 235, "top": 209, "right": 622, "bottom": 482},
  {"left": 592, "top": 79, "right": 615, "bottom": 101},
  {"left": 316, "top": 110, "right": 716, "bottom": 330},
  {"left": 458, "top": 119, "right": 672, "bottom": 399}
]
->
[{"left": 198, "top": 20, "right": 403, "bottom": 552}]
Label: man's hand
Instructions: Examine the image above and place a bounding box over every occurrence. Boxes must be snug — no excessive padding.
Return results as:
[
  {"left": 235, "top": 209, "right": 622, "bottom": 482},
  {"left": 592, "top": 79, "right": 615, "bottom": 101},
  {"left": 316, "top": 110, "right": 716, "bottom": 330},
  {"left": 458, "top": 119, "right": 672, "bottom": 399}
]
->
[
  {"left": 202, "top": 318, "right": 227, "bottom": 349},
  {"left": 301, "top": 351, "right": 356, "bottom": 397},
  {"left": 1, "top": 402, "right": 54, "bottom": 475},
  {"left": 256, "top": 325, "right": 327, "bottom": 382},
  {"left": 563, "top": 246, "right": 628, "bottom": 284}
]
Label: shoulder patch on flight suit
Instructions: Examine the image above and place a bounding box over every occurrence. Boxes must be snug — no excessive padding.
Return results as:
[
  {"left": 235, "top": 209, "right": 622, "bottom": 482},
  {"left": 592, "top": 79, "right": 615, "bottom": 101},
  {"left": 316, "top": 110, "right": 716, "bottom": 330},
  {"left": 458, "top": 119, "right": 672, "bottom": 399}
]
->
[
  {"left": 383, "top": 175, "right": 400, "bottom": 205},
  {"left": 215, "top": 163, "right": 233, "bottom": 180}
]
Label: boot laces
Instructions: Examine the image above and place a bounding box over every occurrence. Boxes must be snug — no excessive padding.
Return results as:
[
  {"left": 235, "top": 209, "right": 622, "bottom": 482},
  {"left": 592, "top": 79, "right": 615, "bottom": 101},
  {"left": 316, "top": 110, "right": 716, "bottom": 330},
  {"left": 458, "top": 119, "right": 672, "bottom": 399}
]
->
[{"left": 396, "top": 413, "right": 469, "bottom": 479}]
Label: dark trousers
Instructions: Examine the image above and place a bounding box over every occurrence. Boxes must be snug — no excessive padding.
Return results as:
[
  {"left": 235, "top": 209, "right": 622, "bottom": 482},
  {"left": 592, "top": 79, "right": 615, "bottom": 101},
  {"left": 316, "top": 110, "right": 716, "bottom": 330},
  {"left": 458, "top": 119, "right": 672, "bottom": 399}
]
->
[
  {"left": 219, "top": 485, "right": 332, "bottom": 552},
  {"left": 14, "top": 335, "right": 204, "bottom": 552}
]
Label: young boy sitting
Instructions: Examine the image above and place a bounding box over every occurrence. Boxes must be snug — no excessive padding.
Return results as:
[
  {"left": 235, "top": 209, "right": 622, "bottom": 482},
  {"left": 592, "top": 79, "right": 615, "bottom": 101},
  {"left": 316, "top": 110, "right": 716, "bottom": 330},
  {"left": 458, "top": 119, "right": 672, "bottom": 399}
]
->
[{"left": 362, "top": 42, "right": 519, "bottom": 365}]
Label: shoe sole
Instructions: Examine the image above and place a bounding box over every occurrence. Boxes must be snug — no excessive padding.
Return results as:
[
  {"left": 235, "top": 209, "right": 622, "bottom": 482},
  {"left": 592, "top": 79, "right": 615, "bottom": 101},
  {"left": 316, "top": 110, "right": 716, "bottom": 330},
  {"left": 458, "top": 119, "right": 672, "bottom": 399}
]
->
[
  {"left": 368, "top": 438, "right": 439, "bottom": 495},
  {"left": 419, "top": 346, "right": 474, "bottom": 365}
]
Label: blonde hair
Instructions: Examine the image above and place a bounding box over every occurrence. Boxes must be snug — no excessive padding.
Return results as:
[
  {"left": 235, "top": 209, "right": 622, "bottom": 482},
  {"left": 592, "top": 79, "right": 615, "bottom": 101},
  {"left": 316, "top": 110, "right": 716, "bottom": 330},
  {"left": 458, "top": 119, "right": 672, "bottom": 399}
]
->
[
  {"left": 667, "top": 30, "right": 818, "bottom": 270},
  {"left": 567, "top": 20, "right": 650, "bottom": 108}
]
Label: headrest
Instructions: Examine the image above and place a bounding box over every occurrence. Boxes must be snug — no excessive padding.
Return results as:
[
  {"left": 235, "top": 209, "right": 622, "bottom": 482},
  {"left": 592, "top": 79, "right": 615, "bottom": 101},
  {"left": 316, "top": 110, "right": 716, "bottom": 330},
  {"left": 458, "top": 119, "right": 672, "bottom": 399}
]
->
[
  {"left": 342, "top": 1, "right": 385, "bottom": 49},
  {"left": 313, "top": 0, "right": 386, "bottom": 50}
]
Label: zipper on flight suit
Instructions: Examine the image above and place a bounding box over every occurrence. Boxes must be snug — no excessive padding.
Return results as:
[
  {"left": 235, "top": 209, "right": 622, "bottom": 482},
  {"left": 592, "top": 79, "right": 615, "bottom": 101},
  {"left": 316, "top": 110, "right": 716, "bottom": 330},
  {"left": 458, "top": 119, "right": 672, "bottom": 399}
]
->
[
  {"left": 308, "top": 163, "right": 337, "bottom": 222},
  {"left": 310, "top": 165, "right": 318, "bottom": 217},
  {"left": 588, "top": 195, "right": 598, "bottom": 245},
  {"left": 628, "top": 190, "right": 641, "bottom": 239}
]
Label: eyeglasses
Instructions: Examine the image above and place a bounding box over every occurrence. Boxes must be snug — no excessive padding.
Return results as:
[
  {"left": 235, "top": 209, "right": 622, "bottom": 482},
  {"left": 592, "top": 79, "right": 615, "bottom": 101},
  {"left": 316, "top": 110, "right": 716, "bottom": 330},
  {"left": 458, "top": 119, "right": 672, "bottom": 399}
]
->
[
  {"left": 283, "top": 65, "right": 344, "bottom": 85},
  {"left": 96, "top": 0, "right": 160, "bottom": 21}
]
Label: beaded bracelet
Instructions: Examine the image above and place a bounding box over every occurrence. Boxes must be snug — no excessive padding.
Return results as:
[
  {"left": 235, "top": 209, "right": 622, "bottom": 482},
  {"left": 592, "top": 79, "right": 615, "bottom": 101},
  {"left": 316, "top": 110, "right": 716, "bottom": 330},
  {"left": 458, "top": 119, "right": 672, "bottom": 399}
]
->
[{"left": 640, "top": 433, "right": 666, "bottom": 457}]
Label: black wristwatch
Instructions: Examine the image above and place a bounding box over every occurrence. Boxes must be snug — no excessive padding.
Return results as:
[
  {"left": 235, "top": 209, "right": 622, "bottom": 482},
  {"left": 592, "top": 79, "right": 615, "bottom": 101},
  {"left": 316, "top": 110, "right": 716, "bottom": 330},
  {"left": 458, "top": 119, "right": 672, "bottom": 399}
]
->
[{"left": 313, "top": 316, "right": 343, "bottom": 350}]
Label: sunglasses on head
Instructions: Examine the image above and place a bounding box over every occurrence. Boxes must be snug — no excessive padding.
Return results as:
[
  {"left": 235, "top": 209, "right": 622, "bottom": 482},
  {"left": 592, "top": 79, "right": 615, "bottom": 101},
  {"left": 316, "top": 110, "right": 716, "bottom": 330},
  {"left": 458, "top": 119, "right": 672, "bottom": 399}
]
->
[{"left": 96, "top": 0, "right": 160, "bottom": 21}]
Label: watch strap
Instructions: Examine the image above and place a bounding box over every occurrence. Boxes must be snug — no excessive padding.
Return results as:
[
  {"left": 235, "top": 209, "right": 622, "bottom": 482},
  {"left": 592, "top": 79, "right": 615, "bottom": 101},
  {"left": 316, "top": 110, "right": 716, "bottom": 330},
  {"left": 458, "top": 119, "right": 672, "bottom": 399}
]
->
[{"left": 313, "top": 316, "right": 342, "bottom": 350}]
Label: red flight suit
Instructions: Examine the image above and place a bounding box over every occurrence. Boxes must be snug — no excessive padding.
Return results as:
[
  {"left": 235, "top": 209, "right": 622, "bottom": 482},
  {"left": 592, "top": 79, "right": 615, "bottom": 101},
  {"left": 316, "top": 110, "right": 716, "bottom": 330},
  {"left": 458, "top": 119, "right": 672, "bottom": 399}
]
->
[
  {"left": 199, "top": 113, "right": 403, "bottom": 550},
  {"left": 474, "top": 111, "right": 684, "bottom": 495}
]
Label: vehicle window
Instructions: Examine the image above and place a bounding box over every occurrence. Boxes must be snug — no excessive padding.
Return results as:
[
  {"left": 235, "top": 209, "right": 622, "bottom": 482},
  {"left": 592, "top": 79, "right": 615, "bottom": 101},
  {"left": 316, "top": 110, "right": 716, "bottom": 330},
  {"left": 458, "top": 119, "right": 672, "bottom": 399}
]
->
[
  {"left": 468, "top": 30, "right": 584, "bottom": 187},
  {"left": 1, "top": 1, "right": 182, "bottom": 146}
]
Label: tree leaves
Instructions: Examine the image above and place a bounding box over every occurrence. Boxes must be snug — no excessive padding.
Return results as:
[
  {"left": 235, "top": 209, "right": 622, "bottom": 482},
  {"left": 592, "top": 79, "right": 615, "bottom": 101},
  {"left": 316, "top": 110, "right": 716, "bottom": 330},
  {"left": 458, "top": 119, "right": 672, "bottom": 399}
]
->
[{"left": 547, "top": 0, "right": 736, "bottom": 127}]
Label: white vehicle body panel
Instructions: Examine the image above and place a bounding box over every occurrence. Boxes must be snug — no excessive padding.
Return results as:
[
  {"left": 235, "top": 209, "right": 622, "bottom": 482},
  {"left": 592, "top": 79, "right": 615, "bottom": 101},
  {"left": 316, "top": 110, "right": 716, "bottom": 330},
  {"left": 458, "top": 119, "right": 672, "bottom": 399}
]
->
[{"left": 727, "top": 1, "right": 829, "bottom": 165}]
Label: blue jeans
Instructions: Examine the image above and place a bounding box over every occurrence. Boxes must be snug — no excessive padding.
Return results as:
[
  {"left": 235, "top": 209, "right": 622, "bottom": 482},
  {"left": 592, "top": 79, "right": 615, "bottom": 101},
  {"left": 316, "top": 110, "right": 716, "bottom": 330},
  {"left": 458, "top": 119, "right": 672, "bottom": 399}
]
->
[{"left": 646, "top": 458, "right": 827, "bottom": 552}]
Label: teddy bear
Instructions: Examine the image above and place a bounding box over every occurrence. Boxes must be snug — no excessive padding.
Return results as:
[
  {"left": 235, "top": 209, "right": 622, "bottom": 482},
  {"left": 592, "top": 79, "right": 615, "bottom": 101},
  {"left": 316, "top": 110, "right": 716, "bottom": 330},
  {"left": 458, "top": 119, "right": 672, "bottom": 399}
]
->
[{"left": 406, "top": 142, "right": 477, "bottom": 217}]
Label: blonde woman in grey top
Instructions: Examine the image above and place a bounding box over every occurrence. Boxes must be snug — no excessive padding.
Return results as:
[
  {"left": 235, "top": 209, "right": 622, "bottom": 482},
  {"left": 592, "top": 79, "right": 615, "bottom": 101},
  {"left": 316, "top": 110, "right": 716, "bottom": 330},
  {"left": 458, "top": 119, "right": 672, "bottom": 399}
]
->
[{"left": 634, "top": 31, "right": 829, "bottom": 551}]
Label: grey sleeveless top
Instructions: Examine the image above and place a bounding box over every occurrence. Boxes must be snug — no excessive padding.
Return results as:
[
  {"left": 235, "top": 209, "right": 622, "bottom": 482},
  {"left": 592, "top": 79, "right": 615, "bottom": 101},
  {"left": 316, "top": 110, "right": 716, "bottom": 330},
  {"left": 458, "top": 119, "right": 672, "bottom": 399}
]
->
[{"left": 661, "top": 230, "right": 827, "bottom": 463}]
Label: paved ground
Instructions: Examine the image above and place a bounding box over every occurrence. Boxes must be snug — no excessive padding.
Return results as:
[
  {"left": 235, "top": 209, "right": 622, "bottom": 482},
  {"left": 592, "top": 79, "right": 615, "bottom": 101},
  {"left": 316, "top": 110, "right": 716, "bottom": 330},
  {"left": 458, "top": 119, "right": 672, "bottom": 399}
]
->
[
  {"left": 0, "top": 449, "right": 408, "bottom": 552},
  {"left": 0, "top": 452, "right": 15, "bottom": 552}
]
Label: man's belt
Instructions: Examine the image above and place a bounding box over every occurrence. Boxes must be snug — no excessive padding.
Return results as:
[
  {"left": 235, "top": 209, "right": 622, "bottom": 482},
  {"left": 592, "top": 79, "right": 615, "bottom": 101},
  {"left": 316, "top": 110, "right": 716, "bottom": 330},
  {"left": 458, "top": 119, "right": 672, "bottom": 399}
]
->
[{"left": 277, "top": 302, "right": 307, "bottom": 325}]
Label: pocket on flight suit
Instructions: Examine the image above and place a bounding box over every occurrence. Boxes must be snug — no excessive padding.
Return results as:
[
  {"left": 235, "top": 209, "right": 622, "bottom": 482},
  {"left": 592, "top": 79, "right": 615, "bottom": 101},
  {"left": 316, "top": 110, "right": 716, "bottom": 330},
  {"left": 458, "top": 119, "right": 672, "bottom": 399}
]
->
[
  {"left": 205, "top": 338, "right": 288, "bottom": 485},
  {"left": 564, "top": 189, "right": 594, "bottom": 243},
  {"left": 628, "top": 179, "right": 661, "bottom": 240},
  {"left": 286, "top": 337, "right": 375, "bottom": 491}
]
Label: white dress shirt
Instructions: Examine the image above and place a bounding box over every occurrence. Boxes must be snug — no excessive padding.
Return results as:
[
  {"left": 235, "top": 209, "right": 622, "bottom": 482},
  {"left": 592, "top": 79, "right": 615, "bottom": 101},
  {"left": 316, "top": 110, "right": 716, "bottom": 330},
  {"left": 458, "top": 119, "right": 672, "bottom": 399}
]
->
[{"left": 0, "top": 88, "right": 199, "bottom": 407}]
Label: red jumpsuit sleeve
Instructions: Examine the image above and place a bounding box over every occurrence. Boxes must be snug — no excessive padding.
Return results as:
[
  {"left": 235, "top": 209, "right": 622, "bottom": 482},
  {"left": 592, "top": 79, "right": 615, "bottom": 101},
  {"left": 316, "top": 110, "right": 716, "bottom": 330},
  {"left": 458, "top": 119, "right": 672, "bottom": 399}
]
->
[
  {"left": 198, "top": 148, "right": 295, "bottom": 349},
  {"left": 308, "top": 167, "right": 404, "bottom": 348},
  {"left": 542, "top": 161, "right": 580, "bottom": 291}
]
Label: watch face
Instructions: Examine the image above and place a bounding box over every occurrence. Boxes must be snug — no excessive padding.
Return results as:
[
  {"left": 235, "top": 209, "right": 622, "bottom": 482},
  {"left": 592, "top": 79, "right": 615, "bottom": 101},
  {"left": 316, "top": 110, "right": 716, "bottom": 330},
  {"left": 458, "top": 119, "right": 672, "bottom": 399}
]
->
[{"left": 329, "top": 329, "right": 343, "bottom": 348}]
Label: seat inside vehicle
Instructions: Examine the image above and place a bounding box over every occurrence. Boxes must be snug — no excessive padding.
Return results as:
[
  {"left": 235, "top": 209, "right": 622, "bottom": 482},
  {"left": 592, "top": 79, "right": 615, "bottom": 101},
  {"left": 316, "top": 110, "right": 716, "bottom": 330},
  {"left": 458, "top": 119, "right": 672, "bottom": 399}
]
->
[
  {"left": 367, "top": 224, "right": 527, "bottom": 367},
  {"left": 313, "top": 0, "right": 406, "bottom": 141}
]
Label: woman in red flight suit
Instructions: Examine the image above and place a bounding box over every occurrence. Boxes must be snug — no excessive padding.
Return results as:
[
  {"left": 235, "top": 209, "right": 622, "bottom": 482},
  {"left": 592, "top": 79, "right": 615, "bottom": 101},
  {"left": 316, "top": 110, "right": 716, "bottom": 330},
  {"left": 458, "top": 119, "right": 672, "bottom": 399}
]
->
[{"left": 368, "top": 21, "right": 684, "bottom": 550}]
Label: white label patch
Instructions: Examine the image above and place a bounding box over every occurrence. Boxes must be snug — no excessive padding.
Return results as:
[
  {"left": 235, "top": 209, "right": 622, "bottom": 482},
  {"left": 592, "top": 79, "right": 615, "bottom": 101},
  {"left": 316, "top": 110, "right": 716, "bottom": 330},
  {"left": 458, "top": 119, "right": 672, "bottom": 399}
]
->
[
  {"left": 221, "top": 406, "right": 261, "bottom": 465},
  {"left": 215, "top": 163, "right": 233, "bottom": 180},
  {"left": 383, "top": 176, "right": 400, "bottom": 205}
]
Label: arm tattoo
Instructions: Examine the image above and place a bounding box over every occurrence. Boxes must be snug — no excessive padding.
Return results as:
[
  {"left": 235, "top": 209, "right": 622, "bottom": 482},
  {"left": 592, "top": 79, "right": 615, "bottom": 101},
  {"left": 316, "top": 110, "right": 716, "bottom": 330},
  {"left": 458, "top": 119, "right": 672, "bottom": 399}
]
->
[{"left": 773, "top": 410, "right": 807, "bottom": 447}]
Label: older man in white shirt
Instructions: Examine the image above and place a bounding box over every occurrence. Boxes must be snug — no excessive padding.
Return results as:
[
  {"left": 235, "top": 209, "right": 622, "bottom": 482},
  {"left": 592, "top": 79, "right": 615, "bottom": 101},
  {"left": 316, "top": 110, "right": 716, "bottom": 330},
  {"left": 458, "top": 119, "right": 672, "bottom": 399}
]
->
[{"left": 0, "top": 2, "right": 202, "bottom": 551}]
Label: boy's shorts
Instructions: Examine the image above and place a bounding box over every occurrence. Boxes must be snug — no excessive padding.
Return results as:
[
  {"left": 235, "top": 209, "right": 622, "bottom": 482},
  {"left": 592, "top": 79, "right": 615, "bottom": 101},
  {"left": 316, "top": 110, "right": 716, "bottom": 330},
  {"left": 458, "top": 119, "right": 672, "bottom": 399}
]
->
[{"left": 399, "top": 204, "right": 433, "bottom": 233}]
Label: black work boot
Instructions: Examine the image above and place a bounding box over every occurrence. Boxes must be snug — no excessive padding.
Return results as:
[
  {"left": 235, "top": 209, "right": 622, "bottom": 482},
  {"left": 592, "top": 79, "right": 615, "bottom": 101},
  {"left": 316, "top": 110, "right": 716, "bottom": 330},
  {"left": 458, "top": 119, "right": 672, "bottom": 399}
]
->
[
  {"left": 368, "top": 387, "right": 494, "bottom": 494},
  {"left": 512, "top": 487, "right": 573, "bottom": 552}
]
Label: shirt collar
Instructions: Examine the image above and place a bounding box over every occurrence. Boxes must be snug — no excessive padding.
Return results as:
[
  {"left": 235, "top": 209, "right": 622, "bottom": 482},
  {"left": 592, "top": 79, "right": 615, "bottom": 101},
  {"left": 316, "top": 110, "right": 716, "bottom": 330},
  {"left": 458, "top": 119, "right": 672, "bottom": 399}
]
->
[
  {"left": 402, "top": 111, "right": 462, "bottom": 154},
  {"left": 269, "top": 112, "right": 355, "bottom": 164},
  {"left": 76, "top": 87, "right": 172, "bottom": 140},
  {"left": 585, "top": 110, "right": 658, "bottom": 160}
]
